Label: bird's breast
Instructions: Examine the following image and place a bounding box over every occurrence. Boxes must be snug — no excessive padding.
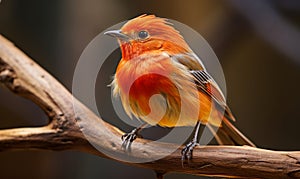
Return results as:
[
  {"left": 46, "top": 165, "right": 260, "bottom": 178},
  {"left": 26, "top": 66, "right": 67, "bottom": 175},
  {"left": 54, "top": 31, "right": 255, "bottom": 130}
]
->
[
  {"left": 113, "top": 53, "right": 203, "bottom": 127},
  {"left": 115, "top": 54, "right": 178, "bottom": 116},
  {"left": 128, "top": 73, "right": 179, "bottom": 115}
]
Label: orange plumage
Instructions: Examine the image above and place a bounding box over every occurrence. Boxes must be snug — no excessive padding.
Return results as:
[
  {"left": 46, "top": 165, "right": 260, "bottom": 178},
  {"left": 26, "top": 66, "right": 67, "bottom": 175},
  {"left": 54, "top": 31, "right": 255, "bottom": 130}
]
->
[{"left": 105, "top": 14, "right": 255, "bottom": 156}]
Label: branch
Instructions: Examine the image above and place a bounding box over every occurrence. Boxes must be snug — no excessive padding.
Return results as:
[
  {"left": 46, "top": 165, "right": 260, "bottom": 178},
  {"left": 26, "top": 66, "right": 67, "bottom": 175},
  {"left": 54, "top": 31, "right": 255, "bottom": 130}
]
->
[{"left": 0, "top": 34, "right": 299, "bottom": 179}]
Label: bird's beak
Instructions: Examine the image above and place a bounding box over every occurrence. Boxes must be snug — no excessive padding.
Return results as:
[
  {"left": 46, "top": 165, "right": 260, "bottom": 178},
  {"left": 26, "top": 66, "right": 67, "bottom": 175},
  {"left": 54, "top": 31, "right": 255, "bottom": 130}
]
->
[{"left": 104, "top": 30, "right": 130, "bottom": 41}]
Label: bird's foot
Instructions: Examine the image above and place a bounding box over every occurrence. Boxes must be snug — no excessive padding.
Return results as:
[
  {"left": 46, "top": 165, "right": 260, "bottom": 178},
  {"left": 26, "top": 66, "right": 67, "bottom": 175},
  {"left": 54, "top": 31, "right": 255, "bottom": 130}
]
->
[
  {"left": 181, "top": 140, "right": 199, "bottom": 161},
  {"left": 121, "top": 128, "right": 142, "bottom": 152}
]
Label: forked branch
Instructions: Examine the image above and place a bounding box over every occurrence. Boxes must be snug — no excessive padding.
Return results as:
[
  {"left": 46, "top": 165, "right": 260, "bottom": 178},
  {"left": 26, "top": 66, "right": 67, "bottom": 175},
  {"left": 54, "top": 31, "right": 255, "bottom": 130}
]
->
[{"left": 0, "top": 35, "right": 299, "bottom": 179}]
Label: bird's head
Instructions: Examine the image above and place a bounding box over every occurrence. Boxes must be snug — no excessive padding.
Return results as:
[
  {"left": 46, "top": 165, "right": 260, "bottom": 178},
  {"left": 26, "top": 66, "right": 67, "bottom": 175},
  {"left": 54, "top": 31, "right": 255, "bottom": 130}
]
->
[{"left": 105, "top": 14, "right": 191, "bottom": 60}]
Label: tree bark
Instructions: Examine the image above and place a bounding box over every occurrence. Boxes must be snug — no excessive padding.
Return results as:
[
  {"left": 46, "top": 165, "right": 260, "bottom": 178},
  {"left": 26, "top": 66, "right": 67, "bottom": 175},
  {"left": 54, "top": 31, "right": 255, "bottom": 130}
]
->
[{"left": 0, "top": 34, "right": 299, "bottom": 179}]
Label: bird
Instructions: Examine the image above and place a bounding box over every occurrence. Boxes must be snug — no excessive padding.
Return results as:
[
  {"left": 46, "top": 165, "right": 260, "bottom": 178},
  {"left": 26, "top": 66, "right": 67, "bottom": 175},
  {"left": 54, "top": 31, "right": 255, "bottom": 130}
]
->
[{"left": 105, "top": 14, "right": 255, "bottom": 159}]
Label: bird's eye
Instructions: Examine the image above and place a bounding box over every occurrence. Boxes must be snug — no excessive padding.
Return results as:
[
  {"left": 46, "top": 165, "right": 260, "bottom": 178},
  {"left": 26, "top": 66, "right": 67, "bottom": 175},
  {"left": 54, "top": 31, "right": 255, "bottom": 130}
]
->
[{"left": 138, "top": 30, "right": 149, "bottom": 39}]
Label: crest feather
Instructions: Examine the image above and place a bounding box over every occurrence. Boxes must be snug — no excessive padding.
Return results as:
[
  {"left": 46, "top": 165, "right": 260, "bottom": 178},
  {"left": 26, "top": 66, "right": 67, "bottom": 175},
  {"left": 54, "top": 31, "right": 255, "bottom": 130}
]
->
[{"left": 121, "top": 14, "right": 190, "bottom": 51}]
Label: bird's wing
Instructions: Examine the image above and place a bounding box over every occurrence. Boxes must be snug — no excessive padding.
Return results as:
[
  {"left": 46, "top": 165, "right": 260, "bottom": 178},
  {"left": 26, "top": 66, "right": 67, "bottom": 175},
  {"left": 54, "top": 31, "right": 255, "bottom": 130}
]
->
[
  {"left": 190, "top": 70, "right": 226, "bottom": 106},
  {"left": 171, "top": 53, "right": 235, "bottom": 121},
  {"left": 193, "top": 69, "right": 255, "bottom": 145},
  {"left": 170, "top": 53, "right": 205, "bottom": 71},
  {"left": 171, "top": 53, "right": 255, "bottom": 146}
]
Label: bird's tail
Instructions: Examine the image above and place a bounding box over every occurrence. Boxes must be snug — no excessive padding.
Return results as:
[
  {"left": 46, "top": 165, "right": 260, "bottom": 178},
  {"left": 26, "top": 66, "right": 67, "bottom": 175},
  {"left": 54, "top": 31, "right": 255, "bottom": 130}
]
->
[{"left": 208, "top": 117, "right": 256, "bottom": 147}]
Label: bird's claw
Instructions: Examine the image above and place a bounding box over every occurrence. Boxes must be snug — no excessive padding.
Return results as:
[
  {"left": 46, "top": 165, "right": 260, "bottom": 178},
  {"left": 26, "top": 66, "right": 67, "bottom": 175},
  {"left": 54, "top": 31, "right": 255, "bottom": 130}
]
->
[
  {"left": 181, "top": 140, "right": 199, "bottom": 161},
  {"left": 121, "top": 128, "right": 141, "bottom": 152}
]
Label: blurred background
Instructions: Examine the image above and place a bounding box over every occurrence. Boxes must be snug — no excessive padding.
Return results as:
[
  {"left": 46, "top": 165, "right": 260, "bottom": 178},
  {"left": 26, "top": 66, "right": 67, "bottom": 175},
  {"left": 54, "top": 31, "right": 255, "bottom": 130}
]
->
[{"left": 0, "top": 0, "right": 300, "bottom": 178}]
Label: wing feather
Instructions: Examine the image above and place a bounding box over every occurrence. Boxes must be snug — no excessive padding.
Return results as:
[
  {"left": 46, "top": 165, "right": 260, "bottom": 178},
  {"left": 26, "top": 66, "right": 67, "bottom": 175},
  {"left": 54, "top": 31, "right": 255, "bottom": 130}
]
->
[{"left": 171, "top": 53, "right": 235, "bottom": 121}]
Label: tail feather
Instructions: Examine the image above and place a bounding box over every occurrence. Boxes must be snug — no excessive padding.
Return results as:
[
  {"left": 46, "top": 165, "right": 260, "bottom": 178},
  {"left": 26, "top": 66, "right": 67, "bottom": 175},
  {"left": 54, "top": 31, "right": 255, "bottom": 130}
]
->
[{"left": 208, "top": 118, "right": 256, "bottom": 147}]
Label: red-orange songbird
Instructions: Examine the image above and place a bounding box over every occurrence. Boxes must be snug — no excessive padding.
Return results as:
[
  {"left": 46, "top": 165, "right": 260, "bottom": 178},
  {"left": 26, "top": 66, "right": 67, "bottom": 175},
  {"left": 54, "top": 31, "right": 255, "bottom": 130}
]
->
[{"left": 105, "top": 14, "right": 255, "bottom": 159}]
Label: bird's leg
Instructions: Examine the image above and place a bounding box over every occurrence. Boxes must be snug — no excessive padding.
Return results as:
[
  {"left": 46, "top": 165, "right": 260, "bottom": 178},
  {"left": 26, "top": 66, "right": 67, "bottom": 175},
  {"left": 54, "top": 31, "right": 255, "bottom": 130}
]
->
[
  {"left": 181, "top": 121, "right": 201, "bottom": 161},
  {"left": 121, "top": 123, "right": 148, "bottom": 151}
]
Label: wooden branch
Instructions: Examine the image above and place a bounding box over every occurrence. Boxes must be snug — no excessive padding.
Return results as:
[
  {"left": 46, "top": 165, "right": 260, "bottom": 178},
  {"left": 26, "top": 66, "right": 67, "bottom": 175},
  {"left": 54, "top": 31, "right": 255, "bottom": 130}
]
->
[{"left": 0, "top": 34, "right": 299, "bottom": 179}]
